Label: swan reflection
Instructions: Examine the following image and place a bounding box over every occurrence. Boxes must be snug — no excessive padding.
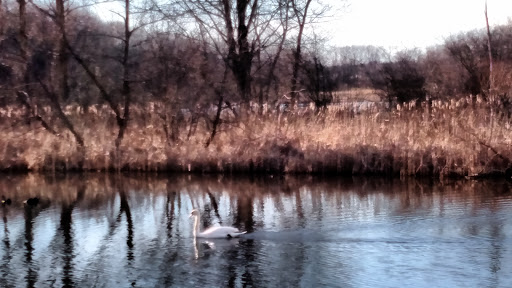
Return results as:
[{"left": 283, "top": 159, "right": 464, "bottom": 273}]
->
[{"left": 194, "top": 237, "right": 241, "bottom": 259}]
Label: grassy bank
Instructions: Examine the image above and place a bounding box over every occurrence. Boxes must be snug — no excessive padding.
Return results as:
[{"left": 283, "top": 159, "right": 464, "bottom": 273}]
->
[{"left": 1, "top": 97, "right": 511, "bottom": 178}]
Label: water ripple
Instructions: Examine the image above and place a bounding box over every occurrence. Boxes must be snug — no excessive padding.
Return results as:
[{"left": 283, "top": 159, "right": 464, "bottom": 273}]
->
[{"left": 0, "top": 175, "right": 511, "bottom": 287}]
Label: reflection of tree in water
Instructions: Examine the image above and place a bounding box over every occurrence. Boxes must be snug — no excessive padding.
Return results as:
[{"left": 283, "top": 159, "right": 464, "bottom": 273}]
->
[
  {"left": 486, "top": 181, "right": 509, "bottom": 286},
  {"left": 23, "top": 198, "right": 50, "bottom": 288},
  {"left": 489, "top": 220, "right": 504, "bottom": 278},
  {"left": 116, "top": 179, "right": 135, "bottom": 286},
  {"left": 158, "top": 182, "right": 183, "bottom": 287},
  {"left": 1, "top": 203, "right": 12, "bottom": 287},
  {"left": 166, "top": 189, "right": 177, "bottom": 237},
  {"left": 207, "top": 189, "right": 222, "bottom": 224},
  {"left": 59, "top": 183, "right": 85, "bottom": 288},
  {"left": 24, "top": 206, "right": 37, "bottom": 288},
  {"left": 234, "top": 188, "right": 254, "bottom": 233},
  {"left": 295, "top": 188, "right": 306, "bottom": 227},
  {"left": 231, "top": 186, "right": 258, "bottom": 287},
  {"left": 118, "top": 189, "right": 134, "bottom": 261}
]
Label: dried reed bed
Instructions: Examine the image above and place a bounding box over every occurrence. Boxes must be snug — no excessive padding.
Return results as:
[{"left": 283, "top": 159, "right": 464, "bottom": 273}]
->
[
  {"left": 332, "top": 88, "right": 381, "bottom": 102},
  {"left": 1, "top": 96, "right": 511, "bottom": 178}
]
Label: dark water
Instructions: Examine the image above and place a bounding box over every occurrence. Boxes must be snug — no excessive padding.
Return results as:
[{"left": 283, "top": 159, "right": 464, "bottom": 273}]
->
[{"left": 0, "top": 174, "right": 511, "bottom": 288}]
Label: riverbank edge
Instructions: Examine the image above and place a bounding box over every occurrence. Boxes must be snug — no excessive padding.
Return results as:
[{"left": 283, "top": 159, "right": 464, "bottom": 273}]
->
[{"left": 1, "top": 146, "right": 511, "bottom": 180}]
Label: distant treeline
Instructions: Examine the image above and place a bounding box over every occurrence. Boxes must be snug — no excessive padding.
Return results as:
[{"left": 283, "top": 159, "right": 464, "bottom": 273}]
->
[{"left": 330, "top": 23, "right": 512, "bottom": 106}]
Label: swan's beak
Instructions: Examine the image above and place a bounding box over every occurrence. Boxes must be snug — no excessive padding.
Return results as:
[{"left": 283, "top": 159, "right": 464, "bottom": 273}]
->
[{"left": 189, "top": 213, "right": 194, "bottom": 218}]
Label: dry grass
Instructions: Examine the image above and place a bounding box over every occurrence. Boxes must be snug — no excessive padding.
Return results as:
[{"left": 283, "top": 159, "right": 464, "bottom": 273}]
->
[
  {"left": 1, "top": 96, "right": 511, "bottom": 178},
  {"left": 332, "top": 88, "right": 381, "bottom": 102}
]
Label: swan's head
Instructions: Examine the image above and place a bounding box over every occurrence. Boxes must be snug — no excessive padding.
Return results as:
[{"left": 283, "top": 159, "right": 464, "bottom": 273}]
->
[{"left": 189, "top": 209, "right": 200, "bottom": 218}]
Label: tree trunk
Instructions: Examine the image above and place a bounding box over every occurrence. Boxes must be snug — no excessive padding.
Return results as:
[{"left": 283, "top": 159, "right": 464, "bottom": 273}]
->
[
  {"left": 485, "top": 1, "right": 493, "bottom": 93},
  {"left": 262, "top": 1, "right": 290, "bottom": 113},
  {"left": 115, "top": 0, "right": 132, "bottom": 149},
  {"left": 58, "top": 12, "right": 126, "bottom": 150},
  {"left": 0, "top": 0, "right": 4, "bottom": 32},
  {"left": 205, "top": 96, "right": 223, "bottom": 147},
  {"left": 222, "top": 0, "right": 256, "bottom": 108},
  {"left": 235, "top": 1, "right": 252, "bottom": 105},
  {"left": 55, "top": 0, "right": 69, "bottom": 102},
  {"left": 485, "top": 1, "right": 495, "bottom": 142},
  {"left": 290, "top": 40, "right": 302, "bottom": 106},
  {"left": 17, "top": 0, "right": 28, "bottom": 60},
  {"left": 290, "top": 0, "right": 312, "bottom": 107},
  {"left": 37, "top": 79, "right": 85, "bottom": 147}
]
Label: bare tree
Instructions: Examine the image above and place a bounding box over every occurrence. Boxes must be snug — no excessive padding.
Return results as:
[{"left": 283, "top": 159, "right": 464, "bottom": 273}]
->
[
  {"left": 55, "top": 0, "right": 69, "bottom": 102},
  {"left": 33, "top": 0, "right": 156, "bottom": 150},
  {"left": 485, "top": 0, "right": 493, "bottom": 94},
  {"left": 0, "top": 0, "right": 3, "bottom": 33},
  {"left": 178, "top": 0, "right": 277, "bottom": 109},
  {"left": 289, "top": 0, "right": 333, "bottom": 107},
  {"left": 445, "top": 36, "right": 485, "bottom": 96},
  {"left": 17, "top": 0, "right": 29, "bottom": 60},
  {"left": 255, "top": 0, "right": 291, "bottom": 113},
  {"left": 116, "top": 0, "right": 135, "bottom": 148},
  {"left": 28, "top": 0, "right": 85, "bottom": 149},
  {"left": 289, "top": 0, "right": 312, "bottom": 107}
]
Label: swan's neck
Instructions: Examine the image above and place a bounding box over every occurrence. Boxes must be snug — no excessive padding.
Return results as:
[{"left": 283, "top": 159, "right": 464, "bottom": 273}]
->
[{"left": 193, "top": 214, "right": 201, "bottom": 237}]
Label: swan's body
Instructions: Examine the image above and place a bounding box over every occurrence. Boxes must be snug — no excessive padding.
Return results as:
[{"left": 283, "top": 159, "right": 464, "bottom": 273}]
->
[{"left": 190, "top": 209, "right": 246, "bottom": 239}]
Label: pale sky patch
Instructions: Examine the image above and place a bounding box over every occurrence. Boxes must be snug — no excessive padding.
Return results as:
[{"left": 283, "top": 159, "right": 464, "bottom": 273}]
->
[
  {"left": 91, "top": 0, "right": 512, "bottom": 50},
  {"left": 324, "top": 0, "right": 512, "bottom": 49}
]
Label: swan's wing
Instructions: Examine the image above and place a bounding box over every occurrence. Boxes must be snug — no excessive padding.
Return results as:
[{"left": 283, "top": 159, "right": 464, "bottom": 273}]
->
[
  {"left": 203, "top": 226, "right": 239, "bottom": 233},
  {"left": 199, "top": 226, "right": 243, "bottom": 238}
]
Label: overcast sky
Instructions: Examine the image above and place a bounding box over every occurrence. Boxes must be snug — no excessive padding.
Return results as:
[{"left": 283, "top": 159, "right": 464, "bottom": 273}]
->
[
  {"left": 324, "top": 0, "right": 512, "bottom": 49},
  {"left": 95, "top": 0, "right": 512, "bottom": 50}
]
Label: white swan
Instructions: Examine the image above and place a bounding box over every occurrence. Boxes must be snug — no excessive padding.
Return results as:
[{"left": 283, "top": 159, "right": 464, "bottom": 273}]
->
[{"left": 189, "top": 209, "right": 246, "bottom": 238}]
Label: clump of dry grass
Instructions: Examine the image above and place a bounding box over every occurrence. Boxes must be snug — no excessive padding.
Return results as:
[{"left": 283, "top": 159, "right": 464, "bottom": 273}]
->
[
  {"left": 332, "top": 88, "right": 381, "bottom": 102},
  {"left": 1, "top": 96, "right": 511, "bottom": 178}
]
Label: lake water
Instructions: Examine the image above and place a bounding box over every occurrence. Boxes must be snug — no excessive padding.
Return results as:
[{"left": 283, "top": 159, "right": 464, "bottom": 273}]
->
[{"left": 0, "top": 174, "right": 511, "bottom": 288}]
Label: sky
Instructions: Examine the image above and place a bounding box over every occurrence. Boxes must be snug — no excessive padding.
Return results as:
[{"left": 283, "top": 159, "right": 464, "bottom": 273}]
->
[
  {"left": 94, "top": 0, "right": 512, "bottom": 50},
  {"left": 324, "top": 0, "right": 512, "bottom": 49}
]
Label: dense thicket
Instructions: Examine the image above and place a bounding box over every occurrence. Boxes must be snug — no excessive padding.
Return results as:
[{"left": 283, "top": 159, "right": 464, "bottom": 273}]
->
[{"left": 0, "top": 0, "right": 329, "bottom": 119}]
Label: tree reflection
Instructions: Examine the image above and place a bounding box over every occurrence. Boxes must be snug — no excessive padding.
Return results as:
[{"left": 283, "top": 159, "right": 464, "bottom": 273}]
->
[
  {"left": 166, "top": 189, "right": 176, "bottom": 237},
  {"left": 118, "top": 188, "right": 134, "bottom": 262},
  {"left": 295, "top": 188, "right": 306, "bottom": 228},
  {"left": 1, "top": 202, "right": 11, "bottom": 287},
  {"left": 24, "top": 205, "right": 36, "bottom": 288},
  {"left": 159, "top": 182, "right": 179, "bottom": 286},
  {"left": 207, "top": 189, "right": 222, "bottom": 224},
  {"left": 23, "top": 198, "right": 49, "bottom": 288},
  {"left": 235, "top": 186, "right": 258, "bottom": 287},
  {"left": 59, "top": 183, "right": 84, "bottom": 288},
  {"left": 88, "top": 177, "right": 136, "bottom": 286},
  {"left": 235, "top": 193, "right": 254, "bottom": 233}
]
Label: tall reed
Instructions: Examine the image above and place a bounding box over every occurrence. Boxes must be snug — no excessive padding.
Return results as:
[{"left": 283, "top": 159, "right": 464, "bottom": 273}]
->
[{"left": 1, "top": 96, "right": 510, "bottom": 178}]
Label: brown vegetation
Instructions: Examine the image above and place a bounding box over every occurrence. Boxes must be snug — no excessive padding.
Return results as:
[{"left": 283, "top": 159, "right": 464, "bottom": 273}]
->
[
  {"left": 1, "top": 1, "right": 512, "bottom": 178},
  {"left": 1, "top": 95, "right": 511, "bottom": 178}
]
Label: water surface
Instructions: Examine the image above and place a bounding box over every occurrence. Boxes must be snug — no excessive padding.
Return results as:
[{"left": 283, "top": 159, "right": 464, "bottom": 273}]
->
[{"left": 0, "top": 174, "right": 511, "bottom": 287}]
